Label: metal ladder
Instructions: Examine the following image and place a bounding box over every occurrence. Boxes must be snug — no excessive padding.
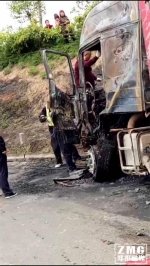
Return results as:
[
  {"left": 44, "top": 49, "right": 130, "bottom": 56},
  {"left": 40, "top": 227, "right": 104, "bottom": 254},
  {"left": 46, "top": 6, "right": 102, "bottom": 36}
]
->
[{"left": 117, "top": 130, "right": 137, "bottom": 174}]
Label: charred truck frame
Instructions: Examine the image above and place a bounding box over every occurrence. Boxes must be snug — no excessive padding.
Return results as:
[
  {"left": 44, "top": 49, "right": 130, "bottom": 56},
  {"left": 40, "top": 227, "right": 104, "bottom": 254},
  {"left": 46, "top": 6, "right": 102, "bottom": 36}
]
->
[{"left": 41, "top": 1, "right": 150, "bottom": 181}]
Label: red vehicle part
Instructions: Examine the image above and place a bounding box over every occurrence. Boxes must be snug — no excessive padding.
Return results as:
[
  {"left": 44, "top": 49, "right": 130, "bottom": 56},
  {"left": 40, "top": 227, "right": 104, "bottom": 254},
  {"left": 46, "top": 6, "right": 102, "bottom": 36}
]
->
[{"left": 139, "top": 1, "right": 150, "bottom": 77}]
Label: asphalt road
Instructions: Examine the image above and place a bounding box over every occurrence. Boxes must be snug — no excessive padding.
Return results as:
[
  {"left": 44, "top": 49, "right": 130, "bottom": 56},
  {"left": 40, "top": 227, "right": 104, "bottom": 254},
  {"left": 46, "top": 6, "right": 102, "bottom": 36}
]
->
[{"left": 0, "top": 160, "right": 150, "bottom": 265}]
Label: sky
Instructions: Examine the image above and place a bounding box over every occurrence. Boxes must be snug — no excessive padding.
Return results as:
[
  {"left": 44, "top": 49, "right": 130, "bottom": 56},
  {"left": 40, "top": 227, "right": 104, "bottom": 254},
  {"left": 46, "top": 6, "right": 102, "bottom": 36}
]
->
[{"left": 0, "top": 1, "right": 78, "bottom": 31}]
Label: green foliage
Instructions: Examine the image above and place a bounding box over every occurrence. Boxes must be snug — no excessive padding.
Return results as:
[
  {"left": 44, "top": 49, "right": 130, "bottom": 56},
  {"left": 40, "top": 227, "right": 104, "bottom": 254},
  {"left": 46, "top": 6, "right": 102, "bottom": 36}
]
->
[
  {"left": 3, "top": 66, "right": 11, "bottom": 75},
  {"left": 28, "top": 66, "right": 39, "bottom": 75},
  {"left": 18, "top": 52, "right": 41, "bottom": 67},
  {"left": 17, "top": 61, "right": 26, "bottom": 69},
  {"left": 71, "top": 1, "right": 98, "bottom": 15},
  {"left": 40, "top": 71, "right": 46, "bottom": 79},
  {"left": 76, "top": 1, "right": 98, "bottom": 10},
  {"left": 0, "top": 114, "right": 8, "bottom": 129},
  {"left": 0, "top": 24, "right": 63, "bottom": 70},
  {"left": 73, "top": 1, "right": 98, "bottom": 35},
  {"left": 0, "top": 1, "right": 96, "bottom": 71},
  {"left": 8, "top": 1, "right": 46, "bottom": 24}
]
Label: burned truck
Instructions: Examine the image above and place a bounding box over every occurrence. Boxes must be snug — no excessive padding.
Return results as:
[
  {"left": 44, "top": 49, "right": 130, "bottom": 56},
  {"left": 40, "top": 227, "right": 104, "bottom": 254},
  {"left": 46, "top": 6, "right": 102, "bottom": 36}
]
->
[{"left": 41, "top": 1, "right": 150, "bottom": 181}]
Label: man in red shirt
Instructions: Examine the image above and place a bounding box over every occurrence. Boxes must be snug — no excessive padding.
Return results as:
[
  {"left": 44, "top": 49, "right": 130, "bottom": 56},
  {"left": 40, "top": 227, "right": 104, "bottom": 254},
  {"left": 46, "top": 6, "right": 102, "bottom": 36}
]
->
[
  {"left": 45, "top": 20, "right": 53, "bottom": 29},
  {"left": 74, "top": 50, "right": 101, "bottom": 88},
  {"left": 74, "top": 50, "right": 106, "bottom": 119}
]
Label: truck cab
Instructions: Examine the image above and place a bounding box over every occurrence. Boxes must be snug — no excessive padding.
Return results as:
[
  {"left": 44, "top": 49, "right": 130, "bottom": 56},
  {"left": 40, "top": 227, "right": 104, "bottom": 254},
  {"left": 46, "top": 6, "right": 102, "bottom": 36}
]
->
[{"left": 41, "top": 1, "right": 150, "bottom": 181}]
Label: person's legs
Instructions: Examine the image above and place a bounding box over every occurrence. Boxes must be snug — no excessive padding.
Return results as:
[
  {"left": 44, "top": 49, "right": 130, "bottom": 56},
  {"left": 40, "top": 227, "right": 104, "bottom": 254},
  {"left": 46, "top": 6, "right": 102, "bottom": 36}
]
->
[
  {"left": 0, "top": 155, "right": 16, "bottom": 198},
  {"left": 68, "top": 29, "right": 76, "bottom": 41},
  {"left": 71, "top": 144, "right": 81, "bottom": 161},
  {"left": 49, "top": 127, "right": 63, "bottom": 166},
  {"left": 71, "top": 144, "right": 87, "bottom": 168},
  {"left": 64, "top": 34, "right": 69, "bottom": 43},
  {"left": 63, "top": 143, "right": 77, "bottom": 171},
  {"left": 54, "top": 129, "right": 76, "bottom": 171},
  {"left": 61, "top": 28, "right": 69, "bottom": 43}
]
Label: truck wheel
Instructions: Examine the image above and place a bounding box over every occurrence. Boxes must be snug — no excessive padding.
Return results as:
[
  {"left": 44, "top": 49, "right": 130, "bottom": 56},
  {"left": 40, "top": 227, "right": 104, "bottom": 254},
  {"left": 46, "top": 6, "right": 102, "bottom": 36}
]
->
[
  {"left": 87, "top": 146, "right": 98, "bottom": 177},
  {"left": 88, "top": 139, "right": 122, "bottom": 182}
]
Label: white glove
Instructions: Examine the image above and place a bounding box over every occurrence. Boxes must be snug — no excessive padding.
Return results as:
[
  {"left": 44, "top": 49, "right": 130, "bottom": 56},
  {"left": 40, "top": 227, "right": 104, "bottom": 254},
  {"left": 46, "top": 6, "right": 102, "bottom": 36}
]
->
[{"left": 96, "top": 50, "right": 101, "bottom": 58}]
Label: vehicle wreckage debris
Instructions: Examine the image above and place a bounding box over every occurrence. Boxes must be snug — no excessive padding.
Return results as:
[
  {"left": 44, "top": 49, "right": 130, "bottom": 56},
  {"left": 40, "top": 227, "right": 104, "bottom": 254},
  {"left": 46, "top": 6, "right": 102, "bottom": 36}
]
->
[
  {"left": 53, "top": 175, "right": 82, "bottom": 183},
  {"left": 53, "top": 181, "right": 80, "bottom": 187},
  {"left": 53, "top": 169, "right": 91, "bottom": 184},
  {"left": 53, "top": 169, "right": 92, "bottom": 186}
]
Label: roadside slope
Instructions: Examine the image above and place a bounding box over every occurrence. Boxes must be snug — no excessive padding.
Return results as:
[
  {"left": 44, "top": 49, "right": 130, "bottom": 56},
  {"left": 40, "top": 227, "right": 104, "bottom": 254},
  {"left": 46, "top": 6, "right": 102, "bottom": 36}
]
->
[
  {"left": 0, "top": 59, "right": 76, "bottom": 155},
  {"left": 0, "top": 49, "right": 101, "bottom": 155}
]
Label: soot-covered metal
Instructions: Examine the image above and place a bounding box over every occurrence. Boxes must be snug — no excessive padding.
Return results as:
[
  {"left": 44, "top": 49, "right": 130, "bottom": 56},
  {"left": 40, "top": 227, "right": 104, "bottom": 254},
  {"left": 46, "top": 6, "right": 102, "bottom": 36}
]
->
[{"left": 79, "top": 1, "right": 147, "bottom": 114}]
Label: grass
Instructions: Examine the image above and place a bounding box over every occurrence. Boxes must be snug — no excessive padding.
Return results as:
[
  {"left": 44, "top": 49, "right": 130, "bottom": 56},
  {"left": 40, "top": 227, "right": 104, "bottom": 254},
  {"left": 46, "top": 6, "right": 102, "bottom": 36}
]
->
[
  {"left": 9, "top": 39, "right": 79, "bottom": 70},
  {"left": 40, "top": 71, "right": 46, "bottom": 79},
  {"left": 0, "top": 114, "right": 8, "bottom": 129},
  {"left": 46, "top": 39, "right": 79, "bottom": 62},
  {"left": 28, "top": 66, "right": 39, "bottom": 76},
  {"left": 3, "top": 66, "right": 11, "bottom": 75},
  {"left": 0, "top": 38, "right": 80, "bottom": 75},
  {"left": 18, "top": 61, "right": 26, "bottom": 69},
  {"left": 1, "top": 100, "right": 30, "bottom": 118}
]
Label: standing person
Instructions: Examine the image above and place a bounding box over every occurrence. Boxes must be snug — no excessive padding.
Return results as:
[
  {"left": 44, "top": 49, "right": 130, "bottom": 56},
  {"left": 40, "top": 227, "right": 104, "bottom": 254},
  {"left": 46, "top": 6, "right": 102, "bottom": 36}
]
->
[
  {"left": 45, "top": 20, "right": 53, "bottom": 29},
  {"left": 0, "top": 135, "right": 17, "bottom": 199},
  {"left": 39, "top": 102, "right": 63, "bottom": 168},
  {"left": 74, "top": 50, "right": 105, "bottom": 120},
  {"left": 54, "top": 14, "right": 60, "bottom": 27},
  {"left": 59, "top": 10, "right": 75, "bottom": 43},
  {"left": 74, "top": 51, "right": 101, "bottom": 88},
  {"left": 39, "top": 101, "right": 83, "bottom": 169}
]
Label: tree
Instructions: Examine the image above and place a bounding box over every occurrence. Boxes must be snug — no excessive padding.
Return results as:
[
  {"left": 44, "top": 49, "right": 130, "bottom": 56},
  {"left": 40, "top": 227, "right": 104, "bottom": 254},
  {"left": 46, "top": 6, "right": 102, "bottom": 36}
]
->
[
  {"left": 71, "top": 1, "right": 98, "bottom": 15},
  {"left": 36, "top": 1, "right": 43, "bottom": 26},
  {"left": 76, "top": 1, "right": 94, "bottom": 10},
  {"left": 8, "top": 1, "right": 45, "bottom": 25}
]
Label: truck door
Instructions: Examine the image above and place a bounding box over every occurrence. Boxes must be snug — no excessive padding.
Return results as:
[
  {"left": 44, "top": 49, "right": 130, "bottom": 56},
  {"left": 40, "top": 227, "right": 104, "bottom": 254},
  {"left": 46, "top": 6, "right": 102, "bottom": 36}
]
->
[{"left": 41, "top": 49, "right": 81, "bottom": 135}]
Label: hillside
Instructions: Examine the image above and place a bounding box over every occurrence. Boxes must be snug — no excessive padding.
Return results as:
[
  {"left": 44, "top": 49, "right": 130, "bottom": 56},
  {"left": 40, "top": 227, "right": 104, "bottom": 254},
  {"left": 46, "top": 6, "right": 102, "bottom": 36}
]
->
[
  {"left": 0, "top": 47, "right": 102, "bottom": 155},
  {"left": 0, "top": 52, "right": 76, "bottom": 155},
  {"left": 0, "top": 1, "right": 101, "bottom": 155}
]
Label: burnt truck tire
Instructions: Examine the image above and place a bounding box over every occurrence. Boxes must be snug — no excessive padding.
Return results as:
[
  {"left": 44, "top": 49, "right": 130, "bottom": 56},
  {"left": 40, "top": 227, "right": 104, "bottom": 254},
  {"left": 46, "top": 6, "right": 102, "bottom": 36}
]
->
[{"left": 93, "top": 138, "right": 122, "bottom": 182}]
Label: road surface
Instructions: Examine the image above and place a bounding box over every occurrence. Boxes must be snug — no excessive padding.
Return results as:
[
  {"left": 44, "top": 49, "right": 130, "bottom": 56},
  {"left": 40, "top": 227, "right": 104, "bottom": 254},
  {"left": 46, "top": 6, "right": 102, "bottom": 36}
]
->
[{"left": 0, "top": 159, "right": 150, "bottom": 265}]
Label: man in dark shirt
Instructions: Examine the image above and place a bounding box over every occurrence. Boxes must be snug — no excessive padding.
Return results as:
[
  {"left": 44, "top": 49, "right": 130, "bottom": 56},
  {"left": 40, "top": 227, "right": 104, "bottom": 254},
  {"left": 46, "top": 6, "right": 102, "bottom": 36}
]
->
[
  {"left": 59, "top": 10, "right": 70, "bottom": 28},
  {"left": 45, "top": 20, "right": 53, "bottom": 29},
  {"left": 39, "top": 103, "right": 84, "bottom": 171},
  {"left": 59, "top": 10, "right": 75, "bottom": 43},
  {"left": 39, "top": 104, "right": 63, "bottom": 168},
  {"left": 0, "top": 136, "right": 17, "bottom": 199},
  {"left": 74, "top": 50, "right": 101, "bottom": 88}
]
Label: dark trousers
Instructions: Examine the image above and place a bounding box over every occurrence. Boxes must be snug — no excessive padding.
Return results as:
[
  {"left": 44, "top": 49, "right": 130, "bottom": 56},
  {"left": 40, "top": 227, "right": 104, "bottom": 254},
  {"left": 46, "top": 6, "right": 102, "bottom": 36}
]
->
[
  {"left": 72, "top": 145, "right": 80, "bottom": 162},
  {"left": 0, "top": 154, "right": 12, "bottom": 195},
  {"left": 49, "top": 126, "right": 62, "bottom": 164},
  {"left": 61, "top": 28, "right": 75, "bottom": 43},
  {"left": 53, "top": 128, "right": 80, "bottom": 171}
]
